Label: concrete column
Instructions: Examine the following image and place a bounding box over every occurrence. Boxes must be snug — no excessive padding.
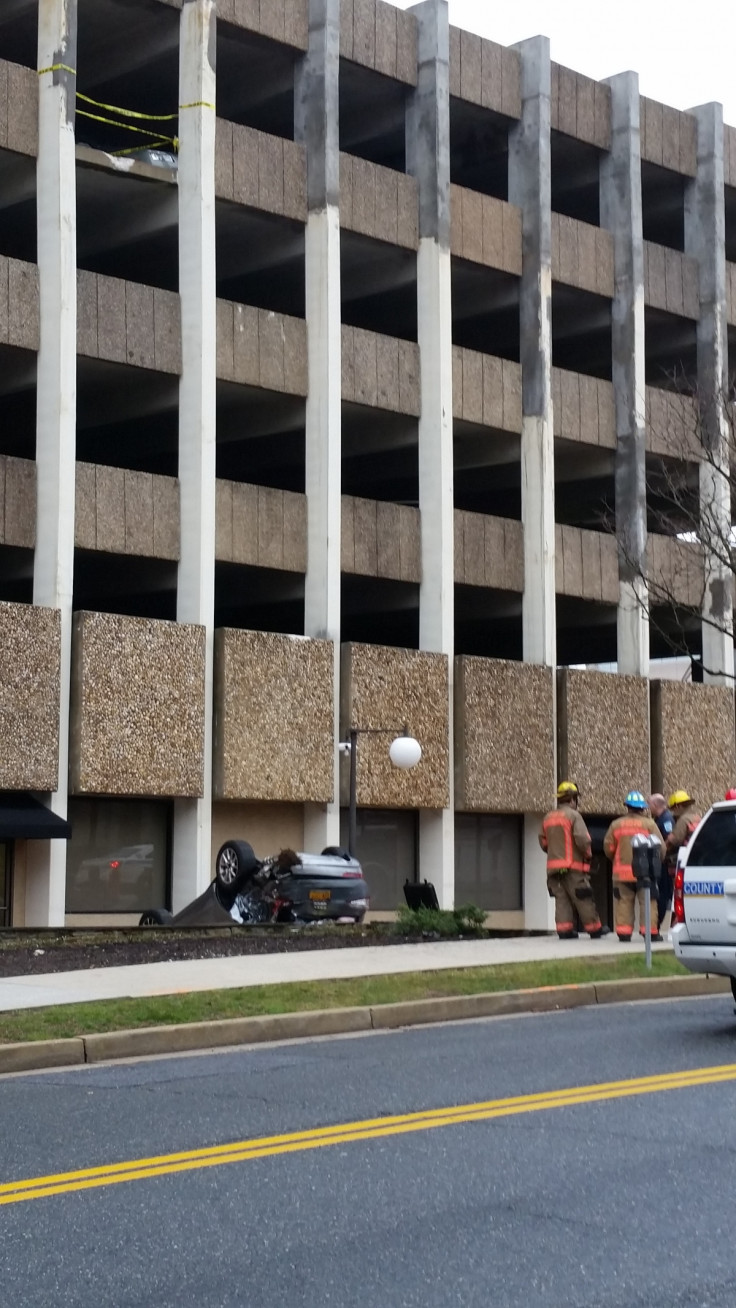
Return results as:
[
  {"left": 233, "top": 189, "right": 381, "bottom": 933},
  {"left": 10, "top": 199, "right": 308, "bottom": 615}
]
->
[
  {"left": 407, "top": 0, "right": 454, "bottom": 907},
  {"left": 27, "top": 0, "right": 78, "bottom": 926},
  {"left": 508, "top": 38, "right": 555, "bottom": 929},
  {"left": 172, "top": 0, "right": 217, "bottom": 910},
  {"left": 296, "top": 0, "right": 342, "bottom": 852},
  {"left": 685, "top": 103, "right": 734, "bottom": 684},
  {"left": 600, "top": 72, "right": 649, "bottom": 678}
]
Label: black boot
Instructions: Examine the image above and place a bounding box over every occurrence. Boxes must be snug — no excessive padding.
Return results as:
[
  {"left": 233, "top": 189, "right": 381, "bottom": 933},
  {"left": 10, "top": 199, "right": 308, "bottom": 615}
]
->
[{"left": 557, "top": 930, "right": 578, "bottom": 940}]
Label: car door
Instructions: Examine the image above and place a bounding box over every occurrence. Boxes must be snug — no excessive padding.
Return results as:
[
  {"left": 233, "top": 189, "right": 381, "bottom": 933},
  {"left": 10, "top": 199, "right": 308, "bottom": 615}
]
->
[{"left": 681, "top": 807, "right": 736, "bottom": 943}]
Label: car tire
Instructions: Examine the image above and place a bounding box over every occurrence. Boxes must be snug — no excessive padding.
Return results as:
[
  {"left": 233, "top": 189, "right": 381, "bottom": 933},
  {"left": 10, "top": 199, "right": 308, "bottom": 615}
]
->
[
  {"left": 215, "top": 840, "right": 259, "bottom": 905},
  {"left": 731, "top": 977, "right": 736, "bottom": 1003},
  {"left": 139, "top": 909, "right": 174, "bottom": 927}
]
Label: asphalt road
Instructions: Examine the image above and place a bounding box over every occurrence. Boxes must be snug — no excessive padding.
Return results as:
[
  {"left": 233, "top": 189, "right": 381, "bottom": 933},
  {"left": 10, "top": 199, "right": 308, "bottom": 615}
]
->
[{"left": 1, "top": 995, "right": 736, "bottom": 1308}]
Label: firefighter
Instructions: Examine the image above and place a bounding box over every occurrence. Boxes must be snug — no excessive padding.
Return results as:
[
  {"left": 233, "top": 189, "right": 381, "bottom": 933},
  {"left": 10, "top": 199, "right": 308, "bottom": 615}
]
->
[
  {"left": 666, "top": 790, "right": 702, "bottom": 862},
  {"left": 539, "top": 782, "right": 602, "bottom": 940},
  {"left": 604, "top": 791, "right": 666, "bottom": 943}
]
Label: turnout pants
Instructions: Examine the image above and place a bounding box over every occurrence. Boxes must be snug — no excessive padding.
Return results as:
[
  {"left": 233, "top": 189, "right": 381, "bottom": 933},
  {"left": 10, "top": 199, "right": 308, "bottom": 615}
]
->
[
  {"left": 547, "top": 870, "right": 601, "bottom": 937},
  {"left": 613, "top": 878, "right": 659, "bottom": 938}
]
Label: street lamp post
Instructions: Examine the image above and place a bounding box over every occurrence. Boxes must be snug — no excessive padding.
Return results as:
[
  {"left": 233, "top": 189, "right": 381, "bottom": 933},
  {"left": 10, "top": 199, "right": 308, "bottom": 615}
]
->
[{"left": 339, "top": 727, "right": 422, "bottom": 858}]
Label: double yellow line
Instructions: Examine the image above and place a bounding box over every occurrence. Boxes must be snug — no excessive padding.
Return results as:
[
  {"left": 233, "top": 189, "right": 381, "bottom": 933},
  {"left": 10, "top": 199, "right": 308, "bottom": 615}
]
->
[{"left": 3, "top": 1062, "right": 735, "bottom": 1207}]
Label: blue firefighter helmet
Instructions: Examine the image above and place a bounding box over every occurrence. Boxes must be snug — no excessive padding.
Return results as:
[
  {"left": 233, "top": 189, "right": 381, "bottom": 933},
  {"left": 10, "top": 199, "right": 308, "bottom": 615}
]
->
[{"left": 624, "top": 790, "right": 647, "bottom": 810}]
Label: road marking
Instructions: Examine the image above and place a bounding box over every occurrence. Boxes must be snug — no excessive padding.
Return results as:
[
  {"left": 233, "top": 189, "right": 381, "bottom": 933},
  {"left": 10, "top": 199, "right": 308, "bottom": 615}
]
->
[{"left": 3, "top": 1062, "right": 736, "bottom": 1206}]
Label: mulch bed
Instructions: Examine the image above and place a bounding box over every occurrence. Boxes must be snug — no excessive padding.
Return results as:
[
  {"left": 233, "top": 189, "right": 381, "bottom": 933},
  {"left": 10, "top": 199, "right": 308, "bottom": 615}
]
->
[{"left": 0, "top": 926, "right": 506, "bottom": 978}]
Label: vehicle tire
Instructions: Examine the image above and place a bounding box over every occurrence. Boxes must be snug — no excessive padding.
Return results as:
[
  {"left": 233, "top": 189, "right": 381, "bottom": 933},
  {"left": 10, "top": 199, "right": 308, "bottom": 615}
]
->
[
  {"left": 139, "top": 908, "right": 174, "bottom": 927},
  {"left": 731, "top": 977, "right": 736, "bottom": 1003},
  {"left": 321, "top": 846, "right": 352, "bottom": 860},
  {"left": 215, "top": 840, "right": 259, "bottom": 902}
]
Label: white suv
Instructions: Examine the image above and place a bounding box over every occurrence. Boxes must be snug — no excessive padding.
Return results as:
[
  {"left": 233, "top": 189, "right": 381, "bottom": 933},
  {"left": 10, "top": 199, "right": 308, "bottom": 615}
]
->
[{"left": 670, "top": 800, "right": 736, "bottom": 1000}]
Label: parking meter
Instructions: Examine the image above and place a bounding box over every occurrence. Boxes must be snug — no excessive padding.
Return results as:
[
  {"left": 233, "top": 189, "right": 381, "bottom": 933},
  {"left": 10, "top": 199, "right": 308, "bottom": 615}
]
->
[{"left": 631, "top": 834, "right": 662, "bottom": 969}]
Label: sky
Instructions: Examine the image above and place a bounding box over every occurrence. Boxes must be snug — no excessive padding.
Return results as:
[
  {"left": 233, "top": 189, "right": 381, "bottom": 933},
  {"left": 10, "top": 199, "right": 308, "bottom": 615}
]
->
[{"left": 393, "top": 0, "right": 736, "bottom": 126}]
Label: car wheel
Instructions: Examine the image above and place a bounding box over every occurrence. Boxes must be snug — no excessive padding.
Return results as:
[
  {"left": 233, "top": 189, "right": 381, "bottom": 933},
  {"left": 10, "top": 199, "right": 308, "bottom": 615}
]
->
[
  {"left": 215, "top": 841, "right": 259, "bottom": 903},
  {"left": 139, "top": 909, "right": 174, "bottom": 927},
  {"left": 731, "top": 977, "right": 736, "bottom": 1003}
]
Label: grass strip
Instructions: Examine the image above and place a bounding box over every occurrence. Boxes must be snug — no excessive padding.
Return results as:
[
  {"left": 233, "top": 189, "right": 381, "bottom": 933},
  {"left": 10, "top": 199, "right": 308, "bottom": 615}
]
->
[{"left": 0, "top": 952, "right": 691, "bottom": 1045}]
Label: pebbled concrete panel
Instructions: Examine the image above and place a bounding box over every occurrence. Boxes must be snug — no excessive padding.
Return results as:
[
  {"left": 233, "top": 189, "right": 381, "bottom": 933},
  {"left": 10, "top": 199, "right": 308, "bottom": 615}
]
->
[
  {"left": 0, "top": 602, "right": 61, "bottom": 791},
  {"left": 70, "top": 612, "right": 206, "bottom": 797},
  {"left": 214, "top": 628, "right": 334, "bottom": 802},
  {"left": 651, "top": 680, "right": 736, "bottom": 812},
  {"left": 558, "top": 667, "right": 650, "bottom": 813},
  {"left": 455, "top": 657, "right": 555, "bottom": 812}
]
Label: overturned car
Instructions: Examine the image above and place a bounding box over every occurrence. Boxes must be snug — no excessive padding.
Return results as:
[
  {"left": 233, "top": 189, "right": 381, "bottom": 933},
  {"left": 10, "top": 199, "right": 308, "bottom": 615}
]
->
[{"left": 139, "top": 841, "right": 370, "bottom": 928}]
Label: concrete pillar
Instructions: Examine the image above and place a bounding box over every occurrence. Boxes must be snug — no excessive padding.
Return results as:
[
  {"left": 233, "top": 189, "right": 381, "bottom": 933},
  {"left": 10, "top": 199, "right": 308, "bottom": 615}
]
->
[
  {"left": 600, "top": 72, "right": 649, "bottom": 678},
  {"left": 508, "top": 38, "right": 555, "bottom": 929},
  {"left": 407, "top": 0, "right": 454, "bottom": 907},
  {"left": 27, "top": 0, "right": 78, "bottom": 926},
  {"left": 296, "top": 0, "right": 342, "bottom": 852},
  {"left": 172, "top": 0, "right": 217, "bottom": 910},
  {"left": 685, "top": 103, "right": 734, "bottom": 684}
]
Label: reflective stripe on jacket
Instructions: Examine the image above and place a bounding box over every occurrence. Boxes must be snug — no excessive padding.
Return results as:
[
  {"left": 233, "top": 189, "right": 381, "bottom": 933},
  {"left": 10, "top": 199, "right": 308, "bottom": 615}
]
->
[
  {"left": 540, "top": 806, "right": 591, "bottom": 873},
  {"left": 603, "top": 815, "right": 665, "bottom": 882}
]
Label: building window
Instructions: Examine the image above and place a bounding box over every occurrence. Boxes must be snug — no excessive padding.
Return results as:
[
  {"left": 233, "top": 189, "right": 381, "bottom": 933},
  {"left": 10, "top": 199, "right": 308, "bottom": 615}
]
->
[
  {"left": 455, "top": 814, "right": 522, "bottom": 911},
  {"left": 66, "top": 800, "right": 170, "bottom": 914},
  {"left": 340, "top": 808, "right": 417, "bottom": 912}
]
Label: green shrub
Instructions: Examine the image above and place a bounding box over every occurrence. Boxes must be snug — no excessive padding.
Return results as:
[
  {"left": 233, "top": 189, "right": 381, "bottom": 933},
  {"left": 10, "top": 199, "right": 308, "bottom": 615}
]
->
[{"left": 395, "top": 903, "right": 486, "bottom": 938}]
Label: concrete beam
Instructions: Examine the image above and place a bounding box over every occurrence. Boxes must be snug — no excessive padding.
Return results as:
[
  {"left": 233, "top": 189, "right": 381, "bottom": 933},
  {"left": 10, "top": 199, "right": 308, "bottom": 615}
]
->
[
  {"left": 295, "top": 0, "right": 342, "bottom": 850},
  {"left": 685, "top": 102, "right": 734, "bottom": 683},
  {"left": 600, "top": 71, "right": 649, "bottom": 677},
  {"left": 172, "top": 0, "right": 217, "bottom": 910},
  {"left": 27, "top": 0, "right": 78, "bottom": 926},
  {"left": 407, "top": 0, "right": 454, "bottom": 908}
]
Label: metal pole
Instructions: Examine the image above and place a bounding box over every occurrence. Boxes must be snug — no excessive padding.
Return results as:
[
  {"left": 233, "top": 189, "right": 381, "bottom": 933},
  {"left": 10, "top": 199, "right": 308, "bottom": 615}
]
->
[
  {"left": 348, "top": 728, "right": 358, "bottom": 857},
  {"left": 644, "top": 884, "right": 652, "bottom": 971}
]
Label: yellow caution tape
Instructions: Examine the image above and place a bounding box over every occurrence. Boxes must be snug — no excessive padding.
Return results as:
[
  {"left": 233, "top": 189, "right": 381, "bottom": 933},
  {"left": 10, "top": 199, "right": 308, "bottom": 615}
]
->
[
  {"left": 76, "top": 92, "right": 179, "bottom": 121},
  {"left": 76, "top": 108, "right": 178, "bottom": 147},
  {"left": 112, "top": 139, "right": 179, "bottom": 157},
  {"left": 38, "top": 63, "right": 76, "bottom": 77},
  {"left": 179, "top": 101, "right": 216, "bottom": 111}
]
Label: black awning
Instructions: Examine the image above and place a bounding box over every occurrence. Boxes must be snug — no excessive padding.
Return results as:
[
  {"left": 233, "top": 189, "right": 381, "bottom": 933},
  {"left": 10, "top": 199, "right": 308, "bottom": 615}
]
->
[{"left": 0, "top": 794, "right": 72, "bottom": 841}]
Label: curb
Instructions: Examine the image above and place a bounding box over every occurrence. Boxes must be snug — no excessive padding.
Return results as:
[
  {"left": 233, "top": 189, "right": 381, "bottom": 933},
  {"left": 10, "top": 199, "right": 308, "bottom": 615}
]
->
[{"left": 0, "top": 975, "right": 730, "bottom": 1075}]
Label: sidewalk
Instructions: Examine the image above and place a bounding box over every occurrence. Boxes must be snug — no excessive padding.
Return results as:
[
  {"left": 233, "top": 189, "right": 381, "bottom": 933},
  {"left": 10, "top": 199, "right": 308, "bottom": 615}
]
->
[{"left": 0, "top": 934, "right": 672, "bottom": 1012}]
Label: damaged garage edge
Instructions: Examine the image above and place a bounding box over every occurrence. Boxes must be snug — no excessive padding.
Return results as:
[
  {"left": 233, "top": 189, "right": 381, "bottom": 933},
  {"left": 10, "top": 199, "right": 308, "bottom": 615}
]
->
[{"left": 0, "top": 975, "right": 730, "bottom": 1075}]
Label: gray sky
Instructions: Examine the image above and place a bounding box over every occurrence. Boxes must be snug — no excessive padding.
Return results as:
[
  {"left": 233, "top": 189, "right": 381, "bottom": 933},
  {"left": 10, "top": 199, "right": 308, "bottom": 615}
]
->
[{"left": 393, "top": 0, "right": 736, "bottom": 126}]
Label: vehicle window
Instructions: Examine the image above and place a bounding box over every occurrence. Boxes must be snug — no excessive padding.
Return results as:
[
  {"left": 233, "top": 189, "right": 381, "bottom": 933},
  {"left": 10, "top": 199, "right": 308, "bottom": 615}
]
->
[{"left": 687, "top": 811, "right": 736, "bottom": 867}]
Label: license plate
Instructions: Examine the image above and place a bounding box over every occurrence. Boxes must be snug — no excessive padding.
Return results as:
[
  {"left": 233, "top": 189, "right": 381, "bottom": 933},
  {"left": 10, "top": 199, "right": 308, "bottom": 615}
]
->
[{"left": 309, "top": 890, "right": 331, "bottom": 901}]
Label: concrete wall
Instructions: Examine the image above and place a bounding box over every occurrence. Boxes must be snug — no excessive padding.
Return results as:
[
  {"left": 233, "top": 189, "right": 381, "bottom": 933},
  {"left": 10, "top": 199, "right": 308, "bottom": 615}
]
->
[
  {"left": 554, "top": 524, "right": 618, "bottom": 603},
  {"left": 640, "top": 98, "right": 697, "bottom": 175},
  {"left": 340, "top": 0, "right": 418, "bottom": 84},
  {"left": 342, "top": 326, "right": 420, "bottom": 413},
  {"left": 550, "top": 63, "right": 610, "bottom": 148},
  {"left": 557, "top": 668, "right": 651, "bottom": 813},
  {"left": 452, "top": 349, "right": 521, "bottom": 431},
  {"left": 215, "top": 121, "right": 307, "bottom": 220},
  {"left": 77, "top": 272, "right": 181, "bottom": 374},
  {"left": 651, "top": 681, "right": 736, "bottom": 810},
  {"left": 340, "top": 642, "right": 450, "bottom": 808},
  {"left": 0, "top": 456, "right": 35, "bottom": 548},
  {"left": 339, "top": 154, "right": 418, "bottom": 247},
  {"left": 74, "top": 463, "right": 180, "bottom": 560},
  {"left": 725, "top": 263, "right": 736, "bottom": 326},
  {"left": 69, "top": 612, "right": 206, "bottom": 797},
  {"left": 448, "top": 27, "right": 520, "bottom": 118},
  {"left": 645, "top": 387, "right": 700, "bottom": 459},
  {"left": 216, "top": 301, "right": 307, "bottom": 392},
  {"left": 643, "top": 242, "right": 700, "bottom": 319},
  {"left": 341, "top": 496, "right": 420, "bottom": 581},
  {"left": 213, "top": 629, "right": 334, "bottom": 802},
  {"left": 450, "top": 185, "right": 522, "bottom": 272},
  {"left": 455, "top": 657, "right": 555, "bottom": 812},
  {"left": 725, "top": 126, "right": 736, "bottom": 188},
  {"left": 217, "top": 0, "right": 309, "bottom": 48},
  {"left": 454, "top": 511, "right": 523, "bottom": 591},
  {"left": 214, "top": 480, "right": 307, "bottom": 571},
  {"left": 0, "top": 257, "right": 39, "bottom": 351},
  {"left": 0, "top": 60, "right": 37, "bottom": 156},
  {"left": 648, "top": 533, "right": 704, "bottom": 608},
  {"left": 211, "top": 800, "right": 305, "bottom": 870},
  {"left": 551, "top": 214, "right": 614, "bottom": 298},
  {"left": 552, "top": 368, "right": 615, "bottom": 448},
  {"left": 0, "top": 602, "right": 60, "bottom": 791}
]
